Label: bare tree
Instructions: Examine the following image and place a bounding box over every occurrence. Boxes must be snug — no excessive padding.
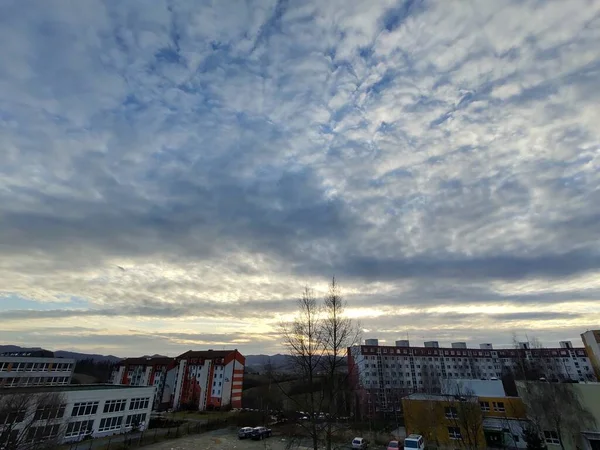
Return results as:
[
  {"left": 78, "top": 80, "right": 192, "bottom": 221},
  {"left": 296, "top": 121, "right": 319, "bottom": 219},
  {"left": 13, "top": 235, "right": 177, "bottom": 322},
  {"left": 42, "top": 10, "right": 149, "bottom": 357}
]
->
[
  {"left": 444, "top": 383, "right": 484, "bottom": 450},
  {"left": 281, "top": 286, "right": 325, "bottom": 450},
  {"left": 519, "top": 381, "right": 596, "bottom": 450},
  {"left": 0, "top": 391, "right": 67, "bottom": 450},
  {"left": 279, "top": 279, "right": 360, "bottom": 450},
  {"left": 321, "top": 277, "right": 361, "bottom": 450}
]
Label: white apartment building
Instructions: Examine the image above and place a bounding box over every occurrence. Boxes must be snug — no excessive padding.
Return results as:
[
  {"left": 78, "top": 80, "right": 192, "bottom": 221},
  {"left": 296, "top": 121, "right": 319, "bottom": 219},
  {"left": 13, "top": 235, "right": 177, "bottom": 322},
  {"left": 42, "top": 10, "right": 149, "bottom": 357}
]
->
[
  {"left": 0, "top": 384, "right": 154, "bottom": 446},
  {"left": 0, "top": 351, "right": 75, "bottom": 387},
  {"left": 348, "top": 338, "right": 596, "bottom": 413}
]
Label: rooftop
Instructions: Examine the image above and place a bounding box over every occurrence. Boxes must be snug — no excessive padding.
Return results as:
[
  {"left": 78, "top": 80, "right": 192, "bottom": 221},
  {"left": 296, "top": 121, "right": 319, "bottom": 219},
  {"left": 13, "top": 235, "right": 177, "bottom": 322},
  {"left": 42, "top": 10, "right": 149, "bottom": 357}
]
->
[
  {"left": 442, "top": 379, "right": 507, "bottom": 397},
  {"left": 176, "top": 349, "right": 238, "bottom": 359},
  {"left": 118, "top": 356, "right": 175, "bottom": 366},
  {"left": 404, "top": 393, "right": 478, "bottom": 402},
  {"left": 0, "top": 384, "right": 154, "bottom": 395}
]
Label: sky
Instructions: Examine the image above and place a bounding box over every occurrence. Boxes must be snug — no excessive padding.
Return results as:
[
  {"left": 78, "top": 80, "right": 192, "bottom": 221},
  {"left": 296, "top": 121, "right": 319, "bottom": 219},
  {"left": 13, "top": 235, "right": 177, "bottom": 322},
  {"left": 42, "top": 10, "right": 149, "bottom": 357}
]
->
[{"left": 1, "top": 0, "right": 600, "bottom": 358}]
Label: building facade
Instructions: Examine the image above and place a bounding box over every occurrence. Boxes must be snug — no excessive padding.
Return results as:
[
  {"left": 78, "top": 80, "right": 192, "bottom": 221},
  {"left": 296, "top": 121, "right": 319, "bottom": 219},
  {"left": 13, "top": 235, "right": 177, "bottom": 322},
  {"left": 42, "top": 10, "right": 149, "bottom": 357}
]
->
[
  {"left": 582, "top": 330, "right": 600, "bottom": 380},
  {"left": 0, "top": 351, "right": 75, "bottom": 388},
  {"left": 402, "top": 382, "right": 529, "bottom": 450},
  {"left": 0, "top": 384, "right": 154, "bottom": 447},
  {"left": 348, "top": 338, "right": 596, "bottom": 415},
  {"left": 111, "top": 349, "right": 245, "bottom": 412},
  {"left": 111, "top": 357, "right": 177, "bottom": 411},
  {"left": 517, "top": 381, "right": 600, "bottom": 450}
]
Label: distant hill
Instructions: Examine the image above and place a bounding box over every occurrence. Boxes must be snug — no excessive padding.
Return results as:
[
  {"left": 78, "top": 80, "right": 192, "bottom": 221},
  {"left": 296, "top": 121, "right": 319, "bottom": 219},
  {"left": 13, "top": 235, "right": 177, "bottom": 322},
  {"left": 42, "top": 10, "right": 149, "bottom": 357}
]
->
[
  {"left": 245, "top": 353, "right": 289, "bottom": 369},
  {"left": 0, "top": 345, "right": 317, "bottom": 370},
  {"left": 0, "top": 345, "right": 121, "bottom": 363}
]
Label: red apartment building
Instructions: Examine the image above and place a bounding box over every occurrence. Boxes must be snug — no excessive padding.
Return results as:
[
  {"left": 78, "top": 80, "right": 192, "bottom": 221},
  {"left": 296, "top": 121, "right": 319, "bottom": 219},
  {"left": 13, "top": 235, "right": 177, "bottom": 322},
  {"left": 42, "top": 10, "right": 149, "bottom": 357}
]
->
[{"left": 112, "top": 349, "right": 245, "bottom": 411}]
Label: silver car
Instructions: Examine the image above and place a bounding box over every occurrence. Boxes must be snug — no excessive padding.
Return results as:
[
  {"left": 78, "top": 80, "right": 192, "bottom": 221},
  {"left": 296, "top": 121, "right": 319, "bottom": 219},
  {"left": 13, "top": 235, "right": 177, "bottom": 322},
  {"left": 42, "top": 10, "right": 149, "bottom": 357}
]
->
[{"left": 238, "top": 427, "right": 254, "bottom": 439}]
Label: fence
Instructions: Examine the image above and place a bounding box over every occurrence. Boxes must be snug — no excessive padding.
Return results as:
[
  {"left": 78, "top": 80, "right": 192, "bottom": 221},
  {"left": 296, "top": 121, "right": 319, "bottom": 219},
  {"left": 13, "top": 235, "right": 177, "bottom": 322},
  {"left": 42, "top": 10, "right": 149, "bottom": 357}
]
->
[{"left": 68, "top": 418, "right": 232, "bottom": 450}]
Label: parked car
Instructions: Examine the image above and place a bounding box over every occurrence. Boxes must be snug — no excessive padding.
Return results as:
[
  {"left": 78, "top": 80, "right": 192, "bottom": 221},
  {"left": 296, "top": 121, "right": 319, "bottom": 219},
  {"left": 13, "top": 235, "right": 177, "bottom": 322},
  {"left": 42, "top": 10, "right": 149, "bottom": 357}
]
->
[
  {"left": 251, "top": 427, "right": 272, "bottom": 440},
  {"left": 404, "top": 434, "right": 425, "bottom": 450},
  {"left": 387, "top": 440, "right": 400, "bottom": 450},
  {"left": 238, "top": 427, "right": 254, "bottom": 439},
  {"left": 352, "top": 437, "right": 368, "bottom": 449}
]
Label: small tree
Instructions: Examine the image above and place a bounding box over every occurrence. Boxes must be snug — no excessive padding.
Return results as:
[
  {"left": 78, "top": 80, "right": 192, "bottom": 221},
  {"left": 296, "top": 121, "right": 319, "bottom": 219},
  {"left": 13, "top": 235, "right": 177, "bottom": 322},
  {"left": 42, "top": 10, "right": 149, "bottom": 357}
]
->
[
  {"left": 444, "top": 383, "right": 484, "bottom": 450},
  {"left": 0, "top": 391, "right": 67, "bottom": 450},
  {"left": 522, "top": 424, "right": 547, "bottom": 450},
  {"left": 519, "top": 381, "right": 596, "bottom": 450}
]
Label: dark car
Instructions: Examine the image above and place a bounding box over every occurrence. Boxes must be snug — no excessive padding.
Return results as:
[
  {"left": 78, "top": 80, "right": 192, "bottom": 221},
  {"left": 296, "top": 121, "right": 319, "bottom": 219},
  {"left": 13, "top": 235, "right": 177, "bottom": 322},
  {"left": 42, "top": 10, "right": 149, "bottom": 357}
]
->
[
  {"left": 238, "top": 427, "right": 254, "bottom": 439},
  {"left": 251, "top": 426, "right": 272, "bottom": 440}
]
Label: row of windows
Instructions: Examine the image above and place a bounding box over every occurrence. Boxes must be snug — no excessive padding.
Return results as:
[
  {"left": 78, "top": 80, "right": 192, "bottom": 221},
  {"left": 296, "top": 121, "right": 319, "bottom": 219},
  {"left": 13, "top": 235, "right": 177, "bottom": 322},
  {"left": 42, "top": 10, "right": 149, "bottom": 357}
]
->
[
  {"left": 72, "top": 402, "right": 99, "bottom": 417},
  {"left": 129, "top": 398, "right": 150, "bottom": 411},
  {"left": 0, "top": 376, "right": 70, "bottom": 387},
  {"left": 126, "top": 413, "right": 147, "bottom": 427},
  {"left": 0, "top": 362, "right": 72, "bottom": 372},
  {"left": 0, "top": 409, "right": 26, "bottom": 425},
  {"left": 27, "top": 424, "right": 61, "bottom": 442},
  {"left": 34, "top": 404, "right": 66, "bottom": 421},
  {"left": 66, "top": 420, "right": 94, "bottom": 437},
  {"left": 99, "top": 416, "right": 123, "bottom": 432},
  {"left": 72, "top": 397, "right": 151, "bottom": 417},
  {"left": 104, "top": 399, "right": 127, "bottom": 413},
  {"left": 361, "top": 355, "right": 590, "bottom": 365}
]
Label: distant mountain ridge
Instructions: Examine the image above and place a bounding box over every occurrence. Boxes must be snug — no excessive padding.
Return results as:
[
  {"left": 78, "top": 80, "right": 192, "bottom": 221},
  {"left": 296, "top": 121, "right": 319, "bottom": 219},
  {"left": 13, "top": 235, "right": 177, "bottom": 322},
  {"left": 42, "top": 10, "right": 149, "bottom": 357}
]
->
[
  {"left": 0, "top": 345, "right": 121, "bottom": 363},
  {"left": 0, "top": 345, "right": 289, "bottom": 368}
]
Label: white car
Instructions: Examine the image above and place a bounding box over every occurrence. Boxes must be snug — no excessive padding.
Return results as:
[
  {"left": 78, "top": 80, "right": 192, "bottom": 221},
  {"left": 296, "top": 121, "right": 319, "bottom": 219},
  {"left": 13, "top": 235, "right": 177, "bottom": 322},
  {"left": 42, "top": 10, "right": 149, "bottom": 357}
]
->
[
  {"left": 352, "top": 437, "right": 368, "bottom": 449},
  {"left": 404, "top": 434, "right": 425, "bottom": 450}
]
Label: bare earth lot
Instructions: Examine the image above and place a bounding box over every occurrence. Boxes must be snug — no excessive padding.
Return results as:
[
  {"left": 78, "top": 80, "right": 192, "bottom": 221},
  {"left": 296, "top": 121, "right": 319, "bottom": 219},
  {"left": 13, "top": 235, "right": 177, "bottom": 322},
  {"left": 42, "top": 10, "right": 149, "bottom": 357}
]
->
[{"left": 141, "top": 428, "right": 298, "bottom": 450}]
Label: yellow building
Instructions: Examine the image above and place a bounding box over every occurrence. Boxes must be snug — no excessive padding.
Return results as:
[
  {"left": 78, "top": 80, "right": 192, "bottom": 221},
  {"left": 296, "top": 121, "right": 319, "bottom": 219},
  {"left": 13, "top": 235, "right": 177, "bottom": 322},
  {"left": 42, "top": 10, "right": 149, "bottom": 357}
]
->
[{"left": 402, "top": 393, "right": 528, "bottom": 450}]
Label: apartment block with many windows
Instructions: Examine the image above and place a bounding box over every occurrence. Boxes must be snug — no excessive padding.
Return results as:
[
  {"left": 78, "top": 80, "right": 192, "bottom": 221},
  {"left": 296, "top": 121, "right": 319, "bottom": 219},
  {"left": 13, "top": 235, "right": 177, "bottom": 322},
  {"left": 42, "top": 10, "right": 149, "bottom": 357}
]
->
[
  {"left": 111, "top": 356, "right": 177, "bottom": 411},
  {"left": 348, "top": 338, "right": 596, "bottom": 415},
  {"left": 111, "top": 349, "right": 245, "bottom": 411},
  {"left": 0, "top": 350, "right": 75, "bottom": 388}
]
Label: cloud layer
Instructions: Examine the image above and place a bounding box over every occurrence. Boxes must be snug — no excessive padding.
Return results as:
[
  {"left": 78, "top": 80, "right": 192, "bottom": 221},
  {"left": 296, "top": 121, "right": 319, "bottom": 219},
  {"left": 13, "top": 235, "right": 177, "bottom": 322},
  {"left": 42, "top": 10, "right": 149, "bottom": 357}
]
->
[{"left": 1, "top": 0, "right": 600, "bottom": 356}]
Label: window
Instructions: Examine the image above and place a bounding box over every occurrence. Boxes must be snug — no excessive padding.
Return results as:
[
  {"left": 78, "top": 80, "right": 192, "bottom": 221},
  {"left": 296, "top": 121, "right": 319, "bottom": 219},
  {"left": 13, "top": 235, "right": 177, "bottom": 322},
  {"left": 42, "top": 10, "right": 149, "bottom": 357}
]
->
[
  {"left": 72, "top": 401, "right": 99, "bottom": 416},
  {"left": 27, "top": 425, "right": 60, "bottom": 442},
  {"left": 126, "top": 413, "right": 146, "bottom": 427},
  {"left": 448, "top": 427, "right": 462, "bottom": 440},
  {"left": 129, "top": 398, "right": 150, "bottom": 410},
  {"left": 65, "top": 420, "right": 94, "bottom": 438},
  {"left": 104, "top": 399, "right": 127, "bottom": 413},
  {"left": 493, "top": 402, "right": 505, "bottom": 412},
  {"left": 34, "top": 404, "right": 66, "bottom": 420},
  {"left": 0, "top": 409, "right": 26, "bottom": 425},
  {"left": 99, "top": 416, "right": 123, "bottom": 432},
  {"left": 445, "top": 406, "right": 458, "bottom": 419},
  {"left": 543, "top": 431, "right": 560, "bottom": 445},
  {"left": 480, "top": 401, "right": 490, "bottom": 412}
]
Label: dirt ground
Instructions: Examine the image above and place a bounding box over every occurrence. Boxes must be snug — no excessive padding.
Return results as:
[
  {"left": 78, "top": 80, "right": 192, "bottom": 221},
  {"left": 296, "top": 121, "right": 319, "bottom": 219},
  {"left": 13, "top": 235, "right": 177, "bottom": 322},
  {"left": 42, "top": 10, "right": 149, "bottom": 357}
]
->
[{"left": 141, "top": 428, "right": 304, "bottom": 450}]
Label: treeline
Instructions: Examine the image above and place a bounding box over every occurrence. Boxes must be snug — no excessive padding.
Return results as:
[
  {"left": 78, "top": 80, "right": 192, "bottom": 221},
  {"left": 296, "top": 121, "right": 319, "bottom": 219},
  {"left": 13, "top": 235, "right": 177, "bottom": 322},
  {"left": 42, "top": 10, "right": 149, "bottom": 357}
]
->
[{"left": 73, "top": 359, "right": 116, "bottom": 383}]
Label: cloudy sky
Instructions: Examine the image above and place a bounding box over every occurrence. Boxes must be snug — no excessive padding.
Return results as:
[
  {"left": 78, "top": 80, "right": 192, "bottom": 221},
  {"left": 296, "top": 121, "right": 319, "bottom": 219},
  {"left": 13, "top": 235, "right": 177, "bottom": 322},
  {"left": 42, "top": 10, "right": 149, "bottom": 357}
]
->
[{"left": 1, "top": 0, "right": 600, "bottom": 357}]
